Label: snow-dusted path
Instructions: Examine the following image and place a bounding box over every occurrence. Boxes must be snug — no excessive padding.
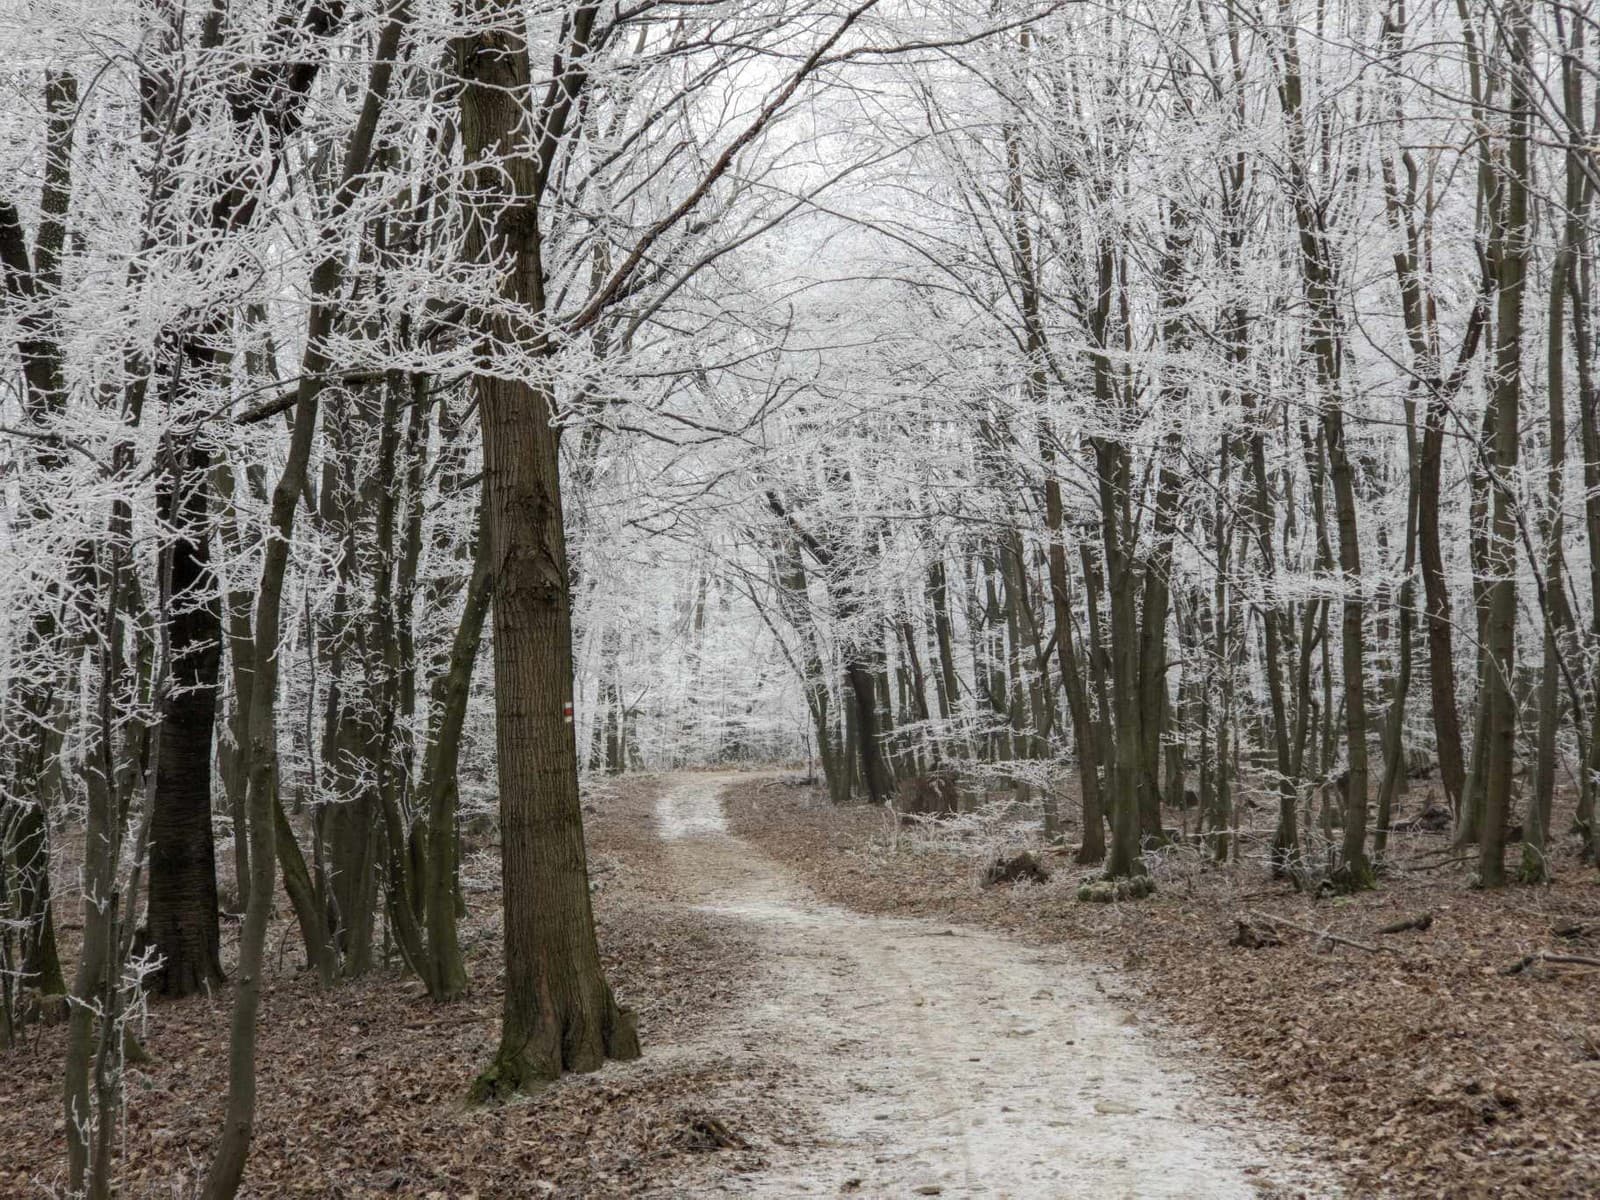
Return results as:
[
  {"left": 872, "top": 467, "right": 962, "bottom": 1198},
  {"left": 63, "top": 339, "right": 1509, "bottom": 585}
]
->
[{"left": 652, "top": 773, "right": 1320, "bottom": 1200}]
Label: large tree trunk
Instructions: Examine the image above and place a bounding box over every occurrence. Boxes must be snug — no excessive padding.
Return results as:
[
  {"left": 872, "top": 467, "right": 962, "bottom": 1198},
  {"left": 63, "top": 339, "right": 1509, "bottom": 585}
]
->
[
  {"left": 845, "top": 651, "right": 896, "bottom": 804},
  {"left": 1098, "top": 437, "right": 1146, "bottom": 880},
  {"left": 458, "top": 1, "right": 638, "bottom": 1101},
  {"left": 1479, "top": 0, "right": 1531, "bottom": 889},
  {"left": 146, "top": 440, "right": 224, "bottom": 997},
  {"left": 467, "top": 349, "right": 640, "bottom": 1095},
  {"left": 148, "top": 0, "right": 351, "bottom": 996}
]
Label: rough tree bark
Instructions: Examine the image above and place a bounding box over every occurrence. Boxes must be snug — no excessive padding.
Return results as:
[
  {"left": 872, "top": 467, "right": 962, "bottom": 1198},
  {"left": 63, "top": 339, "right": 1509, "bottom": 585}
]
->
[
  {"left": 145, "top": 436, "right": 225, "bottom": 997},
  {"left": 1479, "top": 0, "right": 1530, "bottom": 889},
  {"left": 457, "top": 0, "right": 639, "bottom": 1100}
]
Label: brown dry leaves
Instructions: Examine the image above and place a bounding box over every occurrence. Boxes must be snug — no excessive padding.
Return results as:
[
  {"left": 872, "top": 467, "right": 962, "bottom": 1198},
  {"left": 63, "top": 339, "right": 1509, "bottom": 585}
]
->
[
  {"left": 725, "top": 778, "right": 1600, "bottom": 1198},
  {"left": 3, "top": 776, "right": 776, "bottom": 1198}
]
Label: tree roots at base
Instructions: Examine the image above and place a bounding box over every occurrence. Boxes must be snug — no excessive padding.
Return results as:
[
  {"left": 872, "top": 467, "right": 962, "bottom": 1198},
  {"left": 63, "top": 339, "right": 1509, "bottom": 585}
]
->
[{"left": 468, "top": 1000, "right": 640, "bottom": 1105}]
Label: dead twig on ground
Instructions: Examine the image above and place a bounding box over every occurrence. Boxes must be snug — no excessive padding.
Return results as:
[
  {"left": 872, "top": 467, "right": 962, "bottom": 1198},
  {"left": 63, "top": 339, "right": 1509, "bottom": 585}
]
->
[
  {"left": 1229, "top": 919, "right": 1283, "bottom": 949},
  {"left": 1403, "top": 855, "right": 1476, "bottom": 873},
  {"left": 1374, "top": 911, "right": 1434, "bottom": 935},
  {"left": 1500, "top": 950, "right": 1600, "bottom": 976},
  {"left": 1247, "top": 910, "right": 1397, "bottom": 956}
]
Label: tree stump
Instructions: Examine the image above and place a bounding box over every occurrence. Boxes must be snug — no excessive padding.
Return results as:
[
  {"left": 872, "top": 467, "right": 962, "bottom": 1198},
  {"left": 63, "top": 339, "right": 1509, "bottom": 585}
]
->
[
  {"left": 982, "top": 852, "right": 1050, "bottom": 888},
  {"left": 894, "top": 773, "right": 959, "bottom": 821},
  {"left": 1229, "top": 920, "right": 1283, "bottom": 949}
]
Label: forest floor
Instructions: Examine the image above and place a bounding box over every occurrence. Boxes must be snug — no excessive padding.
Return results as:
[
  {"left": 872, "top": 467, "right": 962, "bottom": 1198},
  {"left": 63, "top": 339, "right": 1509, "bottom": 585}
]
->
[
  {"left": 724, "top": 774, "right": 1600, "bottom": 1199},
  {"left": 9, "top": 772, "right": 1599, "bottom": 1198},
  {"left": 4, "top": 775, "right": 792, "bottom": 1198}
]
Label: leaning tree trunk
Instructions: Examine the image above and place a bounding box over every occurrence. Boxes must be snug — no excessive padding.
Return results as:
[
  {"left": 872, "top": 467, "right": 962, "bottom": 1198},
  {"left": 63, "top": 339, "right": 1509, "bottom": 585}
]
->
[
  {"left": 420, "top": 501, "right": 492, "bottom": 1002},
  {"left": 202, "top": 6, "right": 404, "bottom": 1191}
]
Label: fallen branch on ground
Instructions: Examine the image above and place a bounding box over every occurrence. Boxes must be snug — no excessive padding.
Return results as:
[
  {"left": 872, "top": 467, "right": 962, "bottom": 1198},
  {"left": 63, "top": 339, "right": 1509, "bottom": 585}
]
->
[
  {"left": 1405, "top": 855, "right": 1476, "bottom": 873},
  {"left": 1412, "top": 844, "right": 1469, "bottom": 859},
  {"left": 1229, "top": 919, "right": 1283, "bottom": 949},
  {"left": 1374, "top": 911, "right": 1433, "bottom": 935},
  {"left": 1247, "top": 910, "right": 1396, "bottom": 956},
  {"left": 1499, "top": 950, "right": 1600, "bottom": 976}
]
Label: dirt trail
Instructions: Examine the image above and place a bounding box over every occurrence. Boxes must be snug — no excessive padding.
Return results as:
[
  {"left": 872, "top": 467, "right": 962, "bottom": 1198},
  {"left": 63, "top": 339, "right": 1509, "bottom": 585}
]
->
[{"left": 651, "top": 773, "right": 1321, "bottom": 1199}]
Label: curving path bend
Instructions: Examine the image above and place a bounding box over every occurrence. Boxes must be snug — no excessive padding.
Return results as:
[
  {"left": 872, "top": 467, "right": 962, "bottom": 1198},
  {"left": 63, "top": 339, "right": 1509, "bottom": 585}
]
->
[{"left": 647, "top": 773, "right": 1323, "bottom": 1200}]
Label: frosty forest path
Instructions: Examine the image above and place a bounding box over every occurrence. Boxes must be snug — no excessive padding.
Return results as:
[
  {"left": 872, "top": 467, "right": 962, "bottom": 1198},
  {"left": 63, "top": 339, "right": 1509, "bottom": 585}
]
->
[{"left": 648, "top": 773, "right": 1318, "bottom": 1199}]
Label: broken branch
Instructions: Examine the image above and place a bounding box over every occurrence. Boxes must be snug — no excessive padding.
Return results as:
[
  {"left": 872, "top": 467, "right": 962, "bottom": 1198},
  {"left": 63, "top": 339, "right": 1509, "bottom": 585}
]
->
[
  {"left": 1246, "top": 910, "right": 1395, "bottom": 956},
  {"left": 1374, "top": 911, "right": 1434, "bottom": 936},
  {"left": 1500, "top": 950, "right": 1600, "bottom": 976}
]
